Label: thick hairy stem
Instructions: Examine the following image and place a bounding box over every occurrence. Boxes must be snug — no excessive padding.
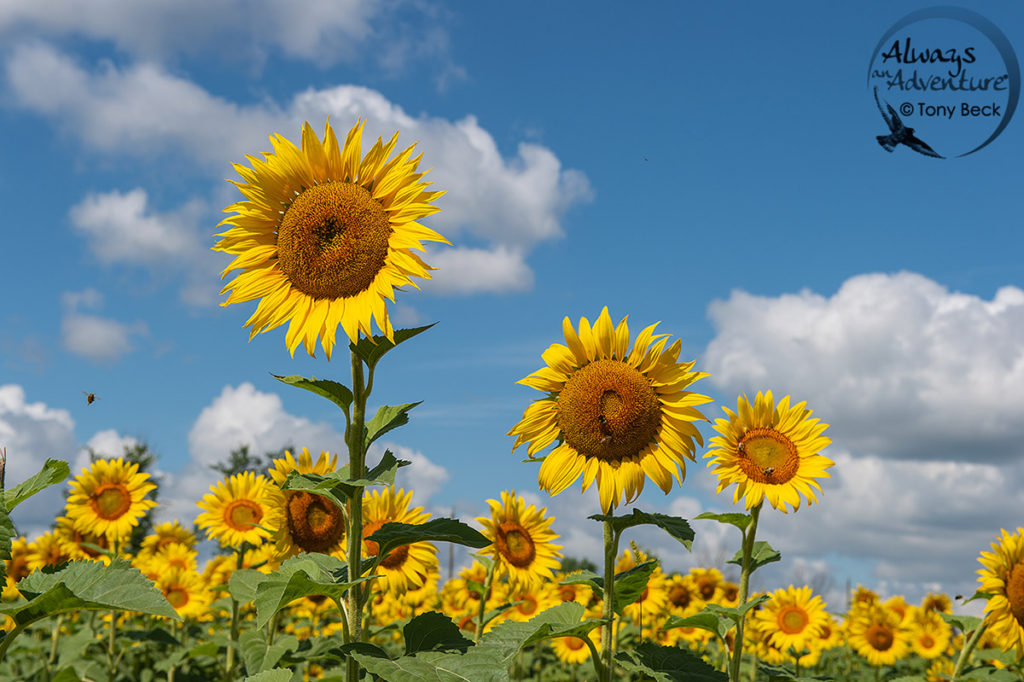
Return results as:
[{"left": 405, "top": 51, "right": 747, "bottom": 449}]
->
[
  {"left": 600, "top": 519, "right": 620, "bottom": 682},
  {"left": 728, "top": 503, "right": 761, "bottom": 682}
]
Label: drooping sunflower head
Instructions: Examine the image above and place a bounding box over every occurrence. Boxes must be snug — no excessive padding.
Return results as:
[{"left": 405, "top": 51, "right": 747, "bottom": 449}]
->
[
  {"left": 267, "top": 448, "right": 346, "bottom": 559},
  {"left": 703, "top": 391, "right": 833, "bottom": 513},
  {"left": 196, "top": 471, "right": 280, "bottom": 548},
  {"left": 977, "top": 527, "right": 1024, "bottom": 655},
  {"left": 65, "top": 458, "right": 157, "bottom": 543},
  {"left": 361, "top": 486, "right": 437, "bottom": 595},
  {"left": 477, "top": 490, "right": 563, "bottom": 592},
  {"left": 214, "top": 119, "right": 449, "bottom": 358},
  {"left": 509, "top": 308, "right": 711, "bottom": 512}
]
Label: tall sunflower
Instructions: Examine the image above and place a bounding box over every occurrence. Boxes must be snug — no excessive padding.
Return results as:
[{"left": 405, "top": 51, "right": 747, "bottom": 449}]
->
[
  {"left": 477, "top": 490, "right": 562, "bottom": 591},
  {"left": 977, "top": 527, "right": 1024, "bottom": 655},
  {"left": 213, "top": 119, "right": 449, "bottom": 358},
  {"left": 361, "top": 486, "right": 437, "bottom": 595},
  {"left": 704, "top": 391, "right": 832, "bottom": 512},
  {"left": 267, "top": 448, "right": 346, "bottom": 559},
  {"left": 65, "top": 458, "right": 157, "bottom": 542},
  {"left": 196, "top": 472, "right": 280, "bottom": 548},
  {"left": 509, "top": 308, "right": 711, "bottom": 512}
]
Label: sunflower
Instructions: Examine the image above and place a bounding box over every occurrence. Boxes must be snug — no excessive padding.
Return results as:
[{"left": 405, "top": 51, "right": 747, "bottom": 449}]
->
[
  {"left": 753, "top": 585, "right": 829, "bottom": 654},
  {"left": 267, "top": 448, "right": 347, "bottom": 559},
  {"left": 136, "top": 544, "right": 199, "bottom": 582},
  {"left": 704, "top": 391, "right": 832, "bottom": 512},
  {"left": 477, "top": 490, "right": 562, "bottom": 591},
  {"left": 925, "top": 658, "right": 956, "bottom": 682},
  {"left": 509, "top": 308, "right": 711, "bottom": 512},
  {"left": 139, "top": 521, "right": 197, "bottom": 557},
  {"left": 196, "top": 472, "right": 279, "bottom": 548},
  {"left": 502, "top": 584, "right": 561, "bottom": 623},
  {"left": 977, "top": 527, "right": 1024, "bottom": 654},
  {"left": 213, "top": 119, "right": 448, "bottom": 358},
  {"left": 3, "top": 538, "right": 30, "bottom": 601},
  {"left": 689, "top": 567, "right": 723, "bottom": 603},
  {"left": 361, "top": 486, "right": 437, "bottom": 595},
  {"left": 848, "top": 603, "right": 910, "bottom": 666},
  {"left": 156, "top": 567, "right": 211, "bottom": 619},
  {"left": 665, "top": 573, "right": 705, "bottom": 616},
  {"left": 65, "top": 458, "right": 157, "bottom": 542},
  {"left": 909, "top": 607, "right": 951, "bottom": 659},
  {"left": 25, "top": 531, "right": 71, "bottom": 571},
  {"left": 921, "top": 592, "right": 952, "bottom": 614},
  {"left": 614, "top": 548, "right": 668, "bottom": 626},
  {"left": 852, "top": 584, "right": 879, "bottom": 607},
  {"left": 551, "top": 631, "right": 598, "bottom": 665},
  {"left": 55, "top": 515, "right": 112, "bottom": 563}
]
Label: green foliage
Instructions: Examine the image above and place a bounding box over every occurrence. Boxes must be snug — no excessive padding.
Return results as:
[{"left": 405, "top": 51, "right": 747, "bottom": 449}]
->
[
  {"left": 559, "top": 570, "right": 604, "bottom": 599},
  {"left": 349, "top": 323, "right": 437, "bottom": 371},
  {"left": 703, "top": 594, "right": 771, "bottom": 626},
  {"left": 278, "top": 450, "right": 411, "bottom": 507},
  {"left": 941, "top": 611, "right": 984, "bottom": 633},
  {"left": 614, "top": 641, "right": 728, "bottom": 681},
  {"left": 367, "top": 518, "right": 491, "bottom": 559},
  {"left": 249, "top": 554, "right": 376, "bottom": 628},
  {"left": 727, "top": 540, "right": 781, "bottom": 573},
  {"left": 272, "top": 374, "right": 354, "bottom": 415},
  {"left": 559, "top": 556, "right": 598, "bottom": 573},
  {"left": 364, "top": 402, "right": 421, "bottom": 450},
  {"left": 210, "top": 444, "right": 292, "bottom": 478},
  {"left": 244, "top": 670, "right": 295, "bottom": 682},
  {"left": 611, "top": 560, "right": 659, "bottom": 615},
  {"left": 758, "top": 662, "right": 835, "bottom": 681},
  {"left": 238, "top": 630, "right": 299, "bottom": 674},
  {"left": 3, "top": 459, "right": 69, "bottom": 511},
  {"left": 695, "top": 511, "right": 755, "bottom": 533},
  {"left": 402, "top": 611, "right": 473, "bottom": 654},
  {"left": 589, "top": 508, "right": 695, "bottom": 550},
  {"left": 662, "top": 611, "right": 732, "bottom": 641}
]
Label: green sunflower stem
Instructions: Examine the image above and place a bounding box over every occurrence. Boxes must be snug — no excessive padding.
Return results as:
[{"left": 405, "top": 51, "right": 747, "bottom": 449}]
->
[
  {"left": 474, "top": 558, "right": 497, "bottom": 644},
  {"left": 224, "top": 547, "right": 245, "bottom": 677},
  {"left": 600, "top": 517, "right": 621, "bottom": 682},
  {"left": 952, "top": 619, "right": 988, "bottom": 680},
  {"left": 728, "top": 503, "right": 762, "bottom": 682},
  {"left": 346, "top": 347, "right": 368, "bottom": 682}
]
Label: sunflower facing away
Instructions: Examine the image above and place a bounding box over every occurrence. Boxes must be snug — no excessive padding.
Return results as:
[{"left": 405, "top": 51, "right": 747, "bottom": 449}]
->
[
  {"left": 267, "top": 448, "right": 346, "bottom": 559},
  {"left": 65, "top": 458, "right": 157, "bottom": 542},
  {"left": 977, "top": 527, "right": 1024, "bottom": 654},
  {"left": 703, "top": 391, "right": 832, "bottom": 512},
  {"left": 196, "top": 472, "right": 280, "bottom": 548},
  {"left": 509, "top": 308, "right": 711, "bottom": 512},
  {"left": 477, "top": 490, "right": 562, "bottom": 591},
  {"left": 213, "top": 119, "right": 449, "bottom": 358},
  {"left": 361, "top": 486, "right": 438, "bottom": 595}
]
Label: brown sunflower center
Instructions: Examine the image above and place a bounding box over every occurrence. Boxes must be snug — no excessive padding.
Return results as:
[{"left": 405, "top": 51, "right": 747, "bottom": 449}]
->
[
  {"left": 1006, "top": 562, "right": 1024, "bottom": 625},
  {"left": 74, "top": 530, "right": 108, "bottom": 558},
  {"left": 517, "top": 594, "right": 539, "bottom": 616},
  {"left": 669, "top": 585, "right": 691, "bottom": 609},
  {"left": 277, "top": 181, "right": 392, "bottom": 299},
  {"left": 495, "top": 522, "right": 537, "bottom": 568},
  {"left": 10, "top": 556, "right": 29, "bottom": 582},
  {"left": 722, "top": 583, "right": 739, "bottom": 602},
  {"left": 920, "top": 633, "right": 935, "bottom": 649},
  {"left": 225, "top": 499, "right": 264, "bottom": 531},
  {"left": 866, "top": 624, "right": 894, "bottom": 651},
  {"left": 165, "top": 586, "right": 189, "bottom": 609},
  {"left": 697, "top": 577, "right": 717, "bottom": 600},
  {"left": 362, "top": 520, "right": 409, "bottom": 569},
  {"left": 286, "top": 492, "right": 345, "bottom": 553},
  {"left": 558, "top": 585, "right": 577, "bottom": 602},
  {"left": 736, "top": 428, "right": 800, "bottom": 484},
  {"left": 778, "top": 606, "right": 810, "bottom": 634},
  {"left": 556, "top": 359, "right": 661, "bottom": 462},
  {"left": 564, "top": 636, "right": 586, "bottom": 651},
  {"left": 91, "top": 484, "right": 132, "bottom": 520}
]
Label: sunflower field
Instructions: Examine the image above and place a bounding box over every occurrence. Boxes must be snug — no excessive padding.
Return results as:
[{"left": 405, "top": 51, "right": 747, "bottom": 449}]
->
[{"left": 0, "top": 119, "right": 1021, "bottom": 682}]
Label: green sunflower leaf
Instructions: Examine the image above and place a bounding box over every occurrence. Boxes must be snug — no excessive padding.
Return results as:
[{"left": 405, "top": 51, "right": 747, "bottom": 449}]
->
[
  {"left": 0, "top": 506, "right": 15, "bottom": 585},
  {"left": 560, "top": 570, "right": 604, "bottom": 600},
  {"left": 940, "top": 612, "right": 984, "bottom": 634},
  {"left": 364, "top": 403, "right": 421, "bottom": 449},
  {"left": 4, "top": 458, "right": 70, "bottom": 511},
  {"left": 612, "top": 560, "right": 659, "bottom": 615},
  {"left": 704, "top": 594, "right": 771, "bottom": 626},
  {"left": 243, "top": 670, "right": 294, "bottom": 682},
  {"left": 662, "top": 611, "right": 731, "bottom": 641},
  {"left": 227, "top": 568, "right": 266, "bottom": 605},
  {"left": 354, "top": 646, "right": 507, "bottom": 682},
  {"left": 279, "top": 452, "right": 410, "bottom": 504},
  {"left": 272, "top": 374, "right": 353, "bottom": 415},
  {"left": 758, "top": 662, "right": 836, "bottom": 681},
  {"left": 614, "top": 641, "right": 728, "bottom": 681},
  {"left": 350, "top": 323, "right": 437, "bottom": 371},
  {"left": 588, "top": 509, "right": 695, "bottom": 550},
  {"left": 403, "top": 611, "right": 474, "bottom": 654},
  {"left": 1, "top": 559, "right": 179, "bottom": 624},
  {"left": 239, "top": 630, "right": 299, "bottom": 674},
  {"left": 367, "top": 518, "right": 490, "bottom": 560},
  {"left": 694, "top": 511, "right": 754, "bottom": 533},
  {"left": 727, "top": 540, "right": 781, "bottom": 573},
  {"left": 252, "top": 554, "right": 377, "bottom": 629},
  {"left": 958, "top": 590, "right": 994, "bottom": 606}
]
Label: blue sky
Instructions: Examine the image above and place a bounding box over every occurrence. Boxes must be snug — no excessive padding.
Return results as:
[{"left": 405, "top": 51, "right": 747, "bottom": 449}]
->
[{"left": 2, "top": 1, "right": 1023, "bottom": 609}]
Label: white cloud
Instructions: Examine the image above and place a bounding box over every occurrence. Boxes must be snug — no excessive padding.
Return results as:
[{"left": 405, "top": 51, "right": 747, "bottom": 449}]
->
[
  {"left": 383, "top": 443, "right": 450, "bottom": 508},
  {"left": 0, "top": 384, "right": 77, "bottom": 539},
  {"left": 426, "top": 246, "right": 533, "bottom": 295},
  {"left": 0, "top": 1, "right": 436, "bottom": 70},
  {"left": 704, "top": 272, "right": 1024, "bottom": 462},
  {"left": 5, "top": 44, "right": 591, "bottom": 295},
  {"left": 60, "top": 289, "right": 148, "bottom": 364}
]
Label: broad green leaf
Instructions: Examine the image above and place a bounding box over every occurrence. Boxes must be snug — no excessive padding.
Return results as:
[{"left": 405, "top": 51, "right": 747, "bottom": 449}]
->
[
  {"left": 480, "top": 602, "right": 592, "bottom": 662},
  {"left": 350, "top": 323, "right": 437, "bottom": 370},
  {"left": 228, "top": 568, "right": 267, "bottom": 605},
  {"left": 560, "top": 570, "right": 603, "bottom": 600},
  {"left": 612, "top": 560, "right": 658, "bottom": 615},
  {"left": 960, "top": 590, "right": 994, "bottom": 605},
  {"left": 0, "top": 506, "right": 14, "bottom": 584},
  {"left": 239, "top": 630, "right": 299, "bottom": 674},
  {"left": 4, "top": 459, "right": 69, "bottom": 511},
  {"left": 885, "top": 677, "right": 927, "bottom": 682},
  {"left": 589, "top": 509, "right": 695, "bottom": 550},
  {"left": 695, "top": 511, "right": 754, "bottom": 533},
  {"left": 278, "top": 472, "right": 351, "bottom": 508},
  {"left": 313, "top": 641, "right": 390, "bottom": 663},
  {"left": 759, "top": 663, "right": 835, "bottom": 681},
  {"left": 368, "top": 518, "right": 490, "bottom": 560},
  {"left": 3, "top": 559, "right": 179, "bottom": 624},
  {"left": 704, "top": 595, "right": 771, "bottom": 626},
  {"left": 941, "top": 611, "right": 984, "bottom": 633},
  {"left": 614, "top": 641, "right": 728, "bottom": 682},
  {"left": 50, "top": 668, "right": 82, "bottom": 682},
  {"left": 252, "top": 554, "right": 375, "bottom": 629},
  {"left": 359, "top": 450, "right": 410, "bottom": 488},
  {"left": 365, "top": 403, "right": 421, "bottom": 449},
  {"left": 727, "top": 540, "right": 781, "bottom": 573},
  {"left": 244, "top": 670, "right": 294, "bottom": 682},
  {"left": 662, "top": 611, "right": 731, "bottom": 640},
  {"left": 403, "top": 611, "right": 474, "bottom": 654},
  {"left": 355, "top": 646, "right": 508, "bottom": 682},
  {"left": 122, "top": 627, "right": 181, "bottom": 645},
  {"left": 272, "top": 374, "right": 353, "bottom": 414}
]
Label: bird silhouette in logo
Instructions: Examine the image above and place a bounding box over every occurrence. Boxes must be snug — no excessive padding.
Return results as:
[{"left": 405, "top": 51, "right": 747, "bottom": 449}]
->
[{"left": 874, "top": 88, "right": 942, "bottom": 158}]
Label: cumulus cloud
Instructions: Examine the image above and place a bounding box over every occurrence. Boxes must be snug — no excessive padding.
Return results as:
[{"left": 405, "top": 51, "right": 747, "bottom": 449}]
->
[
  {"left": 384, "top": 443, "right": 450, "bottom": 508},
  {"left": 5, "top": 44, "right": 591, "bottom": 295},
  {"left": 60, "top": 288, "right": 148, "bottom": 364},
  {"left": 705, "top": 271, "right": 1024, "bottom": 462},
  {"left": 0, "top": 0, "right": 455, "bottom": 73}
]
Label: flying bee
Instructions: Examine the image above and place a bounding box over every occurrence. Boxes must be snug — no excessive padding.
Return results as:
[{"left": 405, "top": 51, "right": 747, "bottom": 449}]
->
[
  {"left": 83, "top": 392, "right": 99, "bottom": 405},
  {"left": 763, "top": 466, "right": 775, "bottom": 477}
]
